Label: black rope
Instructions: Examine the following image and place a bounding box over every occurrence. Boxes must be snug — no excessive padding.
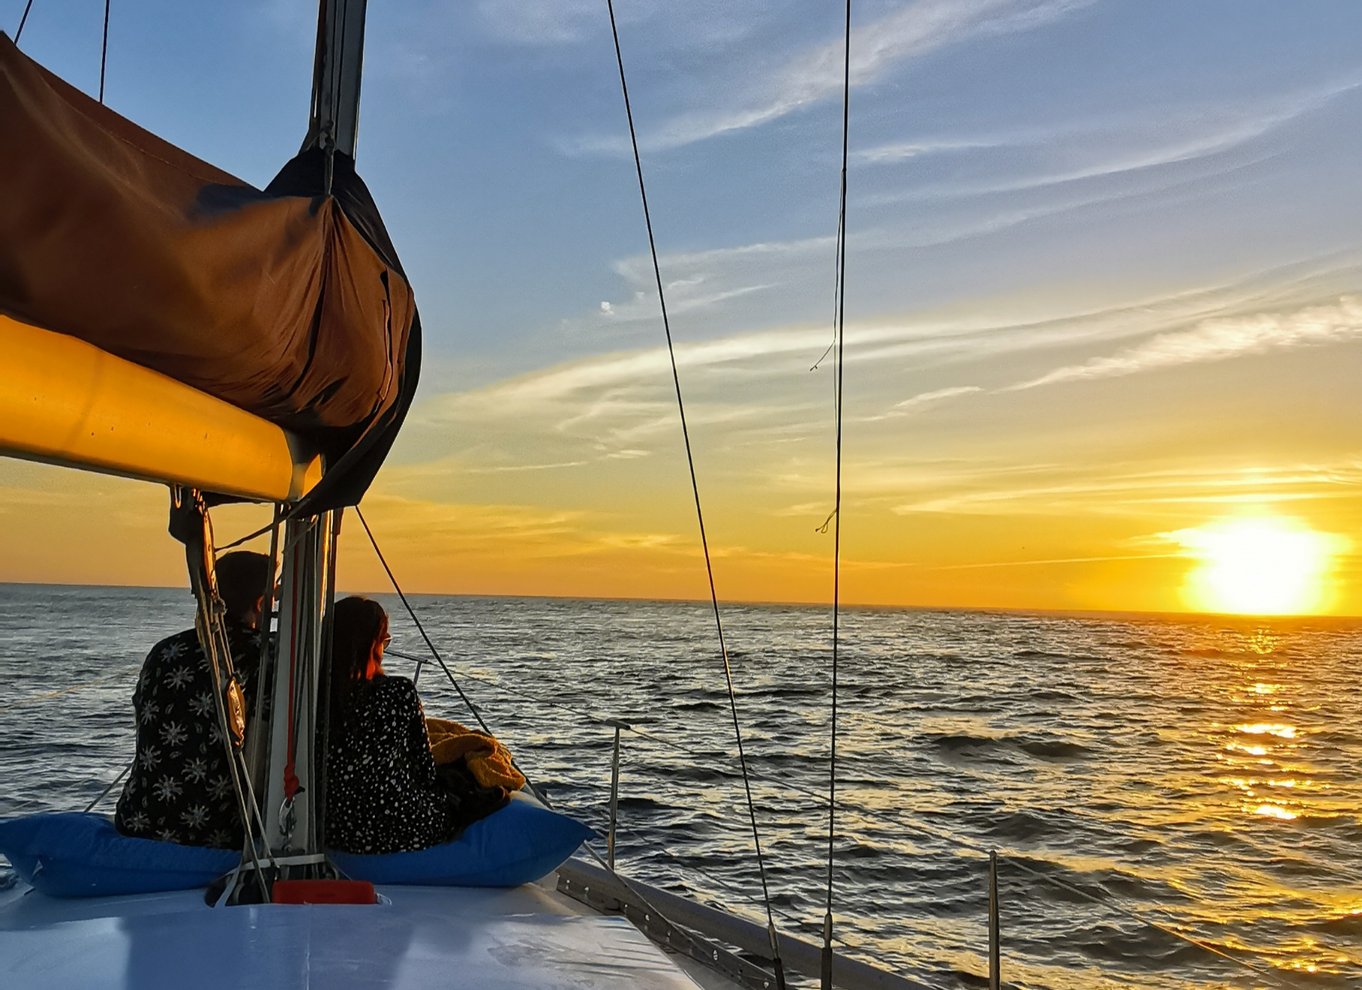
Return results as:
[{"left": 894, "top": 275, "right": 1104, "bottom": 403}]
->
[
  {"left": 13, "top": 0, "right": 34, "bottom": 43},
  {"left": 217, "top": 521, "right": 276, "bottom": 552},
  {"left": 218, "top": 494, "right": 323, "bottom": 551},
  {"left": 603, "top": 4, "right": 786, "bottom": 986},
  {"left": 353, "top": 506, "right": 494, "bottom": 737},
  {"left": 821, "top": 5, "right": 852, "bottom": 988},
  {"left": 98, "top": 0, "right": 109, "bottom": 104}
]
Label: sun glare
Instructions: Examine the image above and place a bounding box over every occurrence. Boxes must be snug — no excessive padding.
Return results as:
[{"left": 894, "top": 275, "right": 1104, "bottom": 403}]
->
[{"left": 1172, "top": 516, "right": 1342, "bottom": 615}]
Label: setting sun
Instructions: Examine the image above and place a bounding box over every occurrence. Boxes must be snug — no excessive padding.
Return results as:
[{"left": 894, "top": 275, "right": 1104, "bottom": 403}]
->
[{"left": 1172, "top": 517, "right": 1344, "bottom": 615}]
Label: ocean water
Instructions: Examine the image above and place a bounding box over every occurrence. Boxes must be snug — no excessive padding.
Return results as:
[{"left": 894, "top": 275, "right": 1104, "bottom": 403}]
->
[{"left": 1, "top": 584, "right": 1359, "bottom": 989}]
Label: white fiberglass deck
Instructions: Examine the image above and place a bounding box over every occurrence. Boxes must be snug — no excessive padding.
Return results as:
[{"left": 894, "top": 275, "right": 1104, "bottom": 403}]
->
[{"left": 0, "top": 878, "right": 705, "bottom": 990}]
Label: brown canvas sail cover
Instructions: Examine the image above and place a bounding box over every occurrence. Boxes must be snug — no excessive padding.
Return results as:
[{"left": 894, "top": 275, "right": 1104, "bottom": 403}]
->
[{"left": 0, "top": 33, "right": 421, "bottom": 509}]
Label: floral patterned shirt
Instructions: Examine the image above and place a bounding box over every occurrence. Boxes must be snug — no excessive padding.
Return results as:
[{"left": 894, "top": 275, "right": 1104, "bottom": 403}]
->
[
  {"left": 114, "top": 621, "right": 266, "bottom": 848},
  {"left": 325, "top": 675, "right": 454, "bottom": 854}
]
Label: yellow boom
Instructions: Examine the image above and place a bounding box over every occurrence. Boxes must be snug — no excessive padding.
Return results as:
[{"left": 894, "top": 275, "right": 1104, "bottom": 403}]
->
[{"left": 0, "top": 315, "right": 321, "bottom": 502}]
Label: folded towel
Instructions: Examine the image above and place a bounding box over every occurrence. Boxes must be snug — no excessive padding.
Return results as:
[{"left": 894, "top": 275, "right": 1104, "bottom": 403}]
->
[{"left": 426, "top": 717, "right": 526, "bottom": 791}]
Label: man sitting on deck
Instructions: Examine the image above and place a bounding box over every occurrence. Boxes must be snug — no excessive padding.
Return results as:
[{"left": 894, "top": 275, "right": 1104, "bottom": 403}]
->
[{"left": 114, "top": 551, "right": 272, "bottom": 848}]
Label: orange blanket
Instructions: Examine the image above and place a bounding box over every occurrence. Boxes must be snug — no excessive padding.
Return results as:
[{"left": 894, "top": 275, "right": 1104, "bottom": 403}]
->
[{"left": 425, "top": 717, "right": 526, "bottom": 791}]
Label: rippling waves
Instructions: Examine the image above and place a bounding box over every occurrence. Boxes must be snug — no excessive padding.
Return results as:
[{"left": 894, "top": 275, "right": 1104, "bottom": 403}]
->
[{"left": 2, "top": 585, "right": 1360, "bottom": 989}]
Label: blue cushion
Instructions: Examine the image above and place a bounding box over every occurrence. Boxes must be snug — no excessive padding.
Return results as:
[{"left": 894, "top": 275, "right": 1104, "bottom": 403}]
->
[
  {"left": 331, "top": 791, "right": 595, "bottom": 887},
  {"left": 0, "top": 812, "right": 238, "bottom": 898}
]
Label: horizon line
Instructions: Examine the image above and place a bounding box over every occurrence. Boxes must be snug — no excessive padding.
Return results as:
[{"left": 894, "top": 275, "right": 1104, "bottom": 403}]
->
[{"left": 2, "top": 578, "right": 1359, "bottom": 625}]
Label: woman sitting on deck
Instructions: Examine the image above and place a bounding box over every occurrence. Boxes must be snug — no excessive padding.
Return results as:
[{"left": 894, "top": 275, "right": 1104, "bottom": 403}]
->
[{"left": 324, "top": 597, "right": 456, "bottom": 854}]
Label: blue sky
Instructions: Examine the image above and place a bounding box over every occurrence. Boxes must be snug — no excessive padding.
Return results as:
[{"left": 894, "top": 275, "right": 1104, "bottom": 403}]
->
[{"left": 6, "top": 1, "right": 1362, "bottom": 612}]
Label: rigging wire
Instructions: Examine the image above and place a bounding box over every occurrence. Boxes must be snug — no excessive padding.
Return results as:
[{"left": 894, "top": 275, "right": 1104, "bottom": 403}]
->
[
  {"left": 98, "top": 0, "right": 109, "bottom": 104},
  {"left": 354, "top": 505, "right": 494, "bottom": 737},
  {"left": 13, "top": 0, "right": 34, "bottom": 43},
  {"left": 603, "top": 3, "right": 787, "bottom": 985},
  {"left": 821, "top": 3, "right": 853, "bottom": 987}
]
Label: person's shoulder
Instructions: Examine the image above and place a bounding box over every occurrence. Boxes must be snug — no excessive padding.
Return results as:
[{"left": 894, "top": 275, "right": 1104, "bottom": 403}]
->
[
  {"left": 145, "top": 627, "right": 198, "bottom": 666},
  {"left": 371, "top": 675, "right": 418, "bottom": 701},
  {"left": 226, "top": 618, "right": 266, "bottom": 648}
]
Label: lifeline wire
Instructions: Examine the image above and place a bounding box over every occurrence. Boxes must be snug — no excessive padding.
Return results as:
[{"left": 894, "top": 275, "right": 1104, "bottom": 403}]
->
[
  {"left": 53, "top": 588, "right": 1298, "bottom": 990},
  {"left": 390, "top": 644, "right": 1293, "bottom": 988},
  {"left": 603, "top": 3, "right": 787, "bottom": 986},
  {"left": 822, "top": 3, "right": 853, "bottom": 987},
  {"left": 83, "top": 759, "right": 132, "bottom": 813},
  {"left": 71, "top": 630, "right": 1290, "bottom": 987}
]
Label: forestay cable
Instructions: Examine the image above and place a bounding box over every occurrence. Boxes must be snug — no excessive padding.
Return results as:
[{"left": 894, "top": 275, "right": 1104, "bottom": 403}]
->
[
  {"left": 98, "top": 0, "right": 109, "bottom": 104},
  {"left": 13, "top": 0, "right": 35, "bottom": 43},
  {"left": 822, "top": 3, "right": 853, "bottom": 987},
  {"left": 603, "top": 3, "right": 787, "bottom": 986}
]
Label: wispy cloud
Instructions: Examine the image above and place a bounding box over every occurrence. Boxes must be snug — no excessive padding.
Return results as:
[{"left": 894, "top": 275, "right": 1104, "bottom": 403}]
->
[
  {"left": 858, "top": 76, "right": 1362, "bottom": 202},
  {"left": 472, "top": 0, "right": 611, "bottom": 46},
  {"left": 852, "top": 138, "right": 1002, "bottom": 164},
  {"left": 864, "top": 385, "right": 983, "bottom": 421},
  {"left": 587, "top": 236, "right": 834, "bottom": 329},
  {"left": 569, "top": 0, "right": 1095, "bottom": 154},
  {"left": 1010, "top": 295, "right": 1362, "bottom": 391},
  {"left": 889, "top": 460, "right": 1362, "bottom": 516},
  {"left": 932, "top": 552, "right": 1182, "bottom": 570},
  {"left": 416, "top": 326, "right": 831, "bottom": 426},
  {"left": 412, "top": 269, "right": 1362, "bottom": 480},
  {"left": 356, "top": 493, "right": 591, "bottom": 557}
]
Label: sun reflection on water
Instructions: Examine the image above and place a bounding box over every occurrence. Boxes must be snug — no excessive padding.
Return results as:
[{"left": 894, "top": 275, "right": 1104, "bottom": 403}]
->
[
  {"left": 1252, "top": 803, "right": 1298, "bottom": 820},
  {"left": 1200, "top": 627, "right": 1325, "bottom": 831},
  {"left": 1234, "top": 722, "right": 1296, "bottom": 738}
]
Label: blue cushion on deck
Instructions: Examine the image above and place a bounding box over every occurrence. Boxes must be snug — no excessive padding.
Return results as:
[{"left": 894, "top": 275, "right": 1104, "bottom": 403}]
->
[
  {"left": 0, "top": 793, "right": 594, "bottom": 897},
  {"left": 330, "top": 790, "right": 595, "bottom": 887},
  {"left": 0, "top": 812, "right": 238, "bottom": 898}
]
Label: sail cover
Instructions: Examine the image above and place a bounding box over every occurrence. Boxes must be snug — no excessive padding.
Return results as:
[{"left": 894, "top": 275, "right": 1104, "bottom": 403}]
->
[{"left": 0, "top": 33, "right": 420, "bottom": 509}]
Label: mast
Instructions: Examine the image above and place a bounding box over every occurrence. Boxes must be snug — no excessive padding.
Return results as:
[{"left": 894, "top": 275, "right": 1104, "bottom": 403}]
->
[
  {"left": 258, "top": 0, "right": 370, "bottom": 870},
  {"left": 305, "top": 0, "right": 368, "bottom": 163}
]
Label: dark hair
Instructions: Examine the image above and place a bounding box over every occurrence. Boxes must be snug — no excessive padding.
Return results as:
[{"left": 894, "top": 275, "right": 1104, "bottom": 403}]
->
[
  {"left": 329, "top": 596, "right": 389, "bottom": 713},
  {"left": 216, "top": 551, "right": 271, "bottom": 622}
]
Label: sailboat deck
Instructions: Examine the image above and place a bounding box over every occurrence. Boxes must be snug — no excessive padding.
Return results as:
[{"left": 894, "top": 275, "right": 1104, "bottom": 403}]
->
[{"left": 0, "top": 876, "right": 708, "bottom": 989}]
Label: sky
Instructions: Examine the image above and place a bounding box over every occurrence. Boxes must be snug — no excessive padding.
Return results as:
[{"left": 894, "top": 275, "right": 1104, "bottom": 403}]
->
[{"left": 4, "top": 0, "right": 1362, "bottom": 615}]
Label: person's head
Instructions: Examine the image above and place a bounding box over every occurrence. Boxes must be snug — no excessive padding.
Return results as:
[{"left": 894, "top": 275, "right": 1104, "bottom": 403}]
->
[
  {"left": 216, "top": 551, "right": 272, "bottom": 628},
  {"left": 329, "top": 596, "right": 390, "bottom": 710}
]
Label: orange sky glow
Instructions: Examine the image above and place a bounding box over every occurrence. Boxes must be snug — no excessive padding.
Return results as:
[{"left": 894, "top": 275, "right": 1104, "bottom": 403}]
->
[{"left": 3, "top": 5, "right": 1362, "bottom": 618}]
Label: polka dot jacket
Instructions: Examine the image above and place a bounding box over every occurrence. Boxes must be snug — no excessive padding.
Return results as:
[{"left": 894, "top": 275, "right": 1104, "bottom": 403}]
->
[{"left": 325, "top": 675, "right": 456, "bottom": 854}]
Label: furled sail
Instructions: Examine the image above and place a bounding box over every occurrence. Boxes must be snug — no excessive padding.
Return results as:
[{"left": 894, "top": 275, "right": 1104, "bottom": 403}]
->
[{"left": 0, "top": 32, "right": 420, "bottom": 509}]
